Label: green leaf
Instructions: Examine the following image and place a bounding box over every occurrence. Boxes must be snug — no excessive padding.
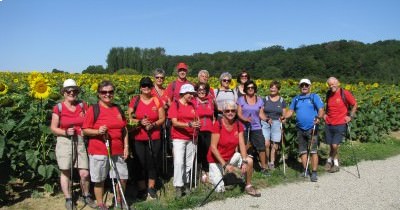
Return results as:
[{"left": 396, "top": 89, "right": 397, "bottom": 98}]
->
[
  {"left": 25, "top": 150, "right": 39, "bottom": 169},
  {"left": 38, "top": 164, "right": 55, "bottom": 180},
  {"left": 0, "top": 135, "right": 5, "bottom": 159},
  {"left": 0, "top": 120, "right": 16, "bottom": 133}
]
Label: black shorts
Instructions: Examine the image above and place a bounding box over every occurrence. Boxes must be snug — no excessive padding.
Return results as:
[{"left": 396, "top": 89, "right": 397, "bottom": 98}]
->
[
  {"left": 297, "top": 128, "right": 318, "bottom": 155},
  {"left": 245, "top": 129, "right": 265, "bottom": 152},
  {"left": 325, "top": 124, "right": 347, "bottom": 145}
]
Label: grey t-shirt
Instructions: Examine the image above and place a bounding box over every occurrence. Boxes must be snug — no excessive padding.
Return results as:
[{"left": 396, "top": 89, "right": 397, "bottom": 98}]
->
[
  {"left": 214, "top": 88, "right": 238, "bottom": 110},
  {"left": 262, "top": 96, "right": 286, "bottom": 120}
]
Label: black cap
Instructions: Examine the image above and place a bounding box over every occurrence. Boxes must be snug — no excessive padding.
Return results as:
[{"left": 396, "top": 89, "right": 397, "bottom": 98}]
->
[{"left": 139, "top": 77, "right": 154, "bottom": 87}]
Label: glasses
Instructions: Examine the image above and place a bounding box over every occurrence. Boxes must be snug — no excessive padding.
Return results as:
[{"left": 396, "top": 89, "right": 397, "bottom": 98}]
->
[
  {"left": 141, "top": 84, "right": 152, "bottom": 88},
  {"left": 178, "top": 69, "right": 187, "bottom": 72},
  {"left": 65, "top": 89, "right": 79, "bottom": 94},
  {"left": 222, "top": 79, "right": 231, "bottom": 83},
  {"left": 247, "top": 86, "right": 255, "bottom": 90},
  {"left": 240, "top": 74, "right": 248, "bottom": 78},
  {"left": 155, "top": 76, "right": 164, "bottom": 80},
  {"left": 300, "top": 83, "right": 310, "bottom": 88},
  {"left": 224, "top": 109, "right": 236, "bottom": 113},
  {"left": 197, "top": 89, "right": 206, "bottom": 94},
  {"left": 99, "top": 90, "right": 114, "bottom": 95}
]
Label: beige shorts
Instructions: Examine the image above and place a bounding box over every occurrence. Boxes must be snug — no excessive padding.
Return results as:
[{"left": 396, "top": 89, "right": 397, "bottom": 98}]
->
[
  {"left": 89, "top": 155, "right": 128, "bottom": 183},
  {"left": 56, "top": 136, "right": 89, "bottom": 170}
]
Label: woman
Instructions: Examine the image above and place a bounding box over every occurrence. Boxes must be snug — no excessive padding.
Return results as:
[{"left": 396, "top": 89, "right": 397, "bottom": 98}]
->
[
  {"left": 194, "top": 82, "right": 215, "bottom": 183},
  {"left": 151, "top": 68, "right": 169, "bottom": 110},
  {"left": 128, "top": 77, "right": 165, "bottom": 200},
  {"left": 260, "top": 81, "right": 287, "bottom": 170},
  {"left": 50, "top": 79, "right": 96, "bottom": 209},
  {"left": 168, "top": 84, "right": 201, "bottom": 198},
  {"left": 214, "top": 72, "right": 237, "bottom": 114},
  {"left": 235, "top": 70, "right": 250, "bottom": 98},
  {"left": 82, "top": 80, "right": 129, "bottom": 210},
  {"left": 207, "top": 100, "right": 260, "bottom": 196},
  {"left": 237, "top": 80, "right": 268, "bottom": 175}
]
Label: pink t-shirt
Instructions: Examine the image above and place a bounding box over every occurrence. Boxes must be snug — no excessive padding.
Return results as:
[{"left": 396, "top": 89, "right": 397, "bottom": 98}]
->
[
  {"left": 207, "top": 120, "right": 244, "bottom": 163},
  {"left": 52, "top": 102, "right": 87, "bottom": 136},
  {"left": 82, "top": 104, "right": 126, "bottom": 155},
  {"left": 128, "top": 96, "right": 161, "bottom": 141}
]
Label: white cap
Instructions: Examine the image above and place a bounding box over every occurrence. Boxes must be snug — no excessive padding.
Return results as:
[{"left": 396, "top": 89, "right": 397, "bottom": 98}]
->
[
  {"left": 299, "top": 78, "right": 311, "bottom": 85},
  {"left": 63, "top": 79, "right": 78, "bottom": 88},
  {"left": 179, "top": 84, "right": 195, "bottom": 94}
]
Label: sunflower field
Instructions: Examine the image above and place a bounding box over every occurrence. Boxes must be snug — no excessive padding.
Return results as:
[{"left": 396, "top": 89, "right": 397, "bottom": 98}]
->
[{"left": 0, "top": 71, "right": 399, "bottom": 192}]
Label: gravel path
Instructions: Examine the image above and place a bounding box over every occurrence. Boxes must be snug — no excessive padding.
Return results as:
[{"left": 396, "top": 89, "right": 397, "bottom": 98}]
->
[{"left": 197, "top": 155, "right": 400, "bottom": 210}]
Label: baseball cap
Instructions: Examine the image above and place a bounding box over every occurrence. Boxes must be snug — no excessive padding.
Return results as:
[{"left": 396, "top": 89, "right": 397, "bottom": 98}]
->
[
  {"left": 176, "top": 62, "right": 188, "bottom": 71},
  {"left": 179, "top": 84, "right": 195, "bottom": 94},
  {"left": 63, "top": 79, "right": 78, "bottom": 88},
  {"left": 299, "top": 78, "right": 311, "bottom": 85},
  {"left": 139, "top": 77, "right": 154, "bottom": 87}
]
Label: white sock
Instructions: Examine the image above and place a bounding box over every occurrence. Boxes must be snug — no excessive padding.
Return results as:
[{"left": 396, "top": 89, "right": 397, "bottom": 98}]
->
[
  {"left": 327, "top": 157, "right": 332, "bottom": 164},
  {"left": 333, "top": 159, "right": 339, "bottom": 166}
]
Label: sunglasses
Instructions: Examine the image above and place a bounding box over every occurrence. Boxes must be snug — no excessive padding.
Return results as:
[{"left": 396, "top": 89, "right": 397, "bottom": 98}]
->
[
  {"left": 99, "top": 90, "right": 114, "bottom": 95},
  {"left": 155, "top": 76, "right": 164, "bottom": 80},
  {"left": 197, "top": 89, "right": 206, "bottom": 93},
  {"left": 224, "top": 109, "right": 236, "bottom": 113},
  {"left": 65, "top": 89, "right": 79, "bottom": 94},
  {"left": 247, "top": 86, "right": 255, "bottom": 90},
  {"left": 222, "top": 79, "right": 231, "bottom": 83},
  {"left": 141, "top": 84, "right": 152, "bottom": 88},
  {"left": 240, "top": 74, "right": 248, "bottom": 78},
  {"left": 300, "top": 83, "right": 310, "bottom": 88}
]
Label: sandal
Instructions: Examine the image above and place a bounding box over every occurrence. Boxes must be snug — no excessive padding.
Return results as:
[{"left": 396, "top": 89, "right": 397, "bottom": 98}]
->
[{"left": 245, "top": 185, "right": 261, "bottom": 197}]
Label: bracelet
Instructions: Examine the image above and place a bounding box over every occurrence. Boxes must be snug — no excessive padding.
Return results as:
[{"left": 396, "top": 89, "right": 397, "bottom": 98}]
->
[
  {"left": 223, "top": 163, "right": 229, "bottom": 170},
  {"left": 65, "top": 130, "right": 68, "bottom": 136}
]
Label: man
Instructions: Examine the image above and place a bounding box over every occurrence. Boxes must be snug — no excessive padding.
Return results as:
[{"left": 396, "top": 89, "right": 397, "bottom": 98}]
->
[
  {"left": 165, "top": 62, "right": 191, "bottom": 104},
  {"left": 324, "top": 77, "right": 357, "bottom": 173},
  {"left": 284, "top": 78, "right": 324, "bottom": 182},
  {"left": 198, "top": 69, "right": 215, "bottom": 99}
]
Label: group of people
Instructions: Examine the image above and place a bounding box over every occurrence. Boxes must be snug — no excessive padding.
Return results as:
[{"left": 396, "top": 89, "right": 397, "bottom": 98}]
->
[{"left": 50, "top": 62, "right": 357, "bottom": 210}]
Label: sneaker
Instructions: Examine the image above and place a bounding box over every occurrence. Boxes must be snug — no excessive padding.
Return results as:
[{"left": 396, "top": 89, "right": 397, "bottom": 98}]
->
[
  {"left": 96, "top": 203, "right": 109, "bottom": 210},
  {"left": 300, "top": 170, "right": 310, "bottom": 178},
  {"left": 260, "top": 168, "right": 271, "bottom": 177},
  {"left": 81, "top": 194, "right": 97, "bottom": 209},
  {"left": 175, "top": 187, "right": 183, "bottom": 199},
  {"left": 244, "top": 185, "right": 261, "bottom": 197},
  {"left": 310, "top": 171, "right": 318, "bottom": 182},
  {"left": 65, "top": 199, "right": 76, "bottom": 210},
  {"left": 329, "top": 165, "right": 340, "bottom": 173},
  {"left": 147, "top": 188, "right": 158, "bottom": 200},
  {"left": 268, "top": 163, "right": 275, "bottom": 170},
  {"left": 324, "top": 162, "right": 332, "bottom": 171}
]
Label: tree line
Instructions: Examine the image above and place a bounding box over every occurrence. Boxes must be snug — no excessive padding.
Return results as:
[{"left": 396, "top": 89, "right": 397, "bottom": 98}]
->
[{"left": 82, "top": 39, "right": 400, "bottom": 83}]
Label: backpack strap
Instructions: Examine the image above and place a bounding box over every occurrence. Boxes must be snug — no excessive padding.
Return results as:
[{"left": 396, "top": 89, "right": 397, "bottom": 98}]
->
[
  {"left": 57, "top": 101, "right": 85, "bottom": 127},
  {"left": 293, "top": 94, "right": 317, "bottom": 112},
  {"left": 131, "top": 95, "right": 141, "bottom": 118}
]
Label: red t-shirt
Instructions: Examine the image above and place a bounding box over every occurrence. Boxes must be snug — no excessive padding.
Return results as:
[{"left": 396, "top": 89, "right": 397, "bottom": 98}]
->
[
  {"left": 52, "top": 102, "right": 87, "bottom": 136},
  {"left": 208, "top": 87, "right": 215, "bottom": 100},
  {"left": 82, "top": 104, "right": 126, "bottom": 155},
  {"left": 168, "top": 100, "right": 197, "bottom": 140},
  {"left": 325, "top": 89, "right": 356, "bottom": 125},
  {"left": 128, "top": 96, "right": 162, "bottom": 141},
  {"left": 194, "top": 98, "right": 215, "bottom": 132},
  {"left": 207, "top": 120, "right": 244, "bottom": 163},
  {"left": 151, "top": 87, "right": 167, "bottom": 107},
  {"left": 165, "top": 79, "right": 191, "bottom": 102}
]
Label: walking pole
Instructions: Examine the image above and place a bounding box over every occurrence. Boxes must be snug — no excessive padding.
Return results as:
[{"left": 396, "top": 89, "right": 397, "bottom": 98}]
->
[
  {"left": 280, "top": 123, "right": 286, "bottom": 177},
  {"left": 347, "top": 123, "right": 360, "bottom": 178},
  {"left": 68, "top": 125, "right": 75, "bottom": 209},
  {"left": 104, "top": 134, "right": 129, "bottom": 209},
  {"left": 304, "top": 124, "right": 316, "bottom": 177},
  {"left": 198, "top": 175, "right": 225, "bottom": 207}
]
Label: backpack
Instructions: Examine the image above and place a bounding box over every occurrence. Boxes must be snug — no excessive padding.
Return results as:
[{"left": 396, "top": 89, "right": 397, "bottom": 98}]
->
[
  {"left": 215, "top": 88, "right": 235, "bottom": 98},
  {"left": 325, "top": 88, "right": 351, "bottom": 114},
  {"left": 262, "top": 96, "right": 283, "bottom": 105},
  {"left": 293, "top": 93, "right": 318, "bottom": 112}
]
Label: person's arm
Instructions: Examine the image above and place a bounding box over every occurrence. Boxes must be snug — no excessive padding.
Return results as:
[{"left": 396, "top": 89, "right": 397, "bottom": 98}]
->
[
  {"left": 284, "top": 109, "right": 294, "bottom": 120},
  {"left": 123, "top": 127, "right": 129, "bottom": 159},
  {"left": 50, "top": 113, "right": 69, "bottom": 136}
]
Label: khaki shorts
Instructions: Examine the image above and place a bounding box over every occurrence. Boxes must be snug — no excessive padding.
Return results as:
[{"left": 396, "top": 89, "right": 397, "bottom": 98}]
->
[
  {"left": 89, "top": 155, "right": 128, "bottom": 183},
  {"left": 56, "top": 136, "right": 89, "bottom": 170}
]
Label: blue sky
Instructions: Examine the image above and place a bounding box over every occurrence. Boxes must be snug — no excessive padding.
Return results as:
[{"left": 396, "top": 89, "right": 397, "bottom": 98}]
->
[{"left": 0, "top": 0, "right": 399, "bottom": 73}]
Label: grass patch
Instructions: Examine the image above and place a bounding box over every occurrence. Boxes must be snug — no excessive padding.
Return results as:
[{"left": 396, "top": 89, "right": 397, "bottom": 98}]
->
[{"left": 132, "top": 136, "right": 400, "bottom": 210}]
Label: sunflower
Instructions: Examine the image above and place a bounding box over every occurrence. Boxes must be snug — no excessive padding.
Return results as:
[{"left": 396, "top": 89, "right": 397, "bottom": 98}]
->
[
  {"left": 27, "top": 71, "right": 41, "bottom": 82},
  {"left": 90, "top": 83, "right": 98, "bottom": 93},
  {"left": 30, "top": 76, "right": 51, "bottom": 99},
  {"left": 229, "top": 79, "right": 237, "bottom": 89},
  {"left": 0, "top": 81, "right": 8, "bottom": 95}
]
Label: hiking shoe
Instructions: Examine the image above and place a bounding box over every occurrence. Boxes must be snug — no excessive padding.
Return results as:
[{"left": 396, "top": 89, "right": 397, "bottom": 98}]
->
[
  {"left": 81, "top": 194, "right": 97, "bottom": 209},
  {"left": 147, "top": 188, "right": 158, "bottom": 200},
  {"left": 175, "top": 187, "right": 183, "bottom": 199},
  {"left": 65, "top": 199, "right": 77, "bottom": 210},
  {"left": 329, "top": 165, "right": 340, "bottom": 173},
  {"left": 268, "top": 163, "right": 275, "bottom": 170},
  {"left": 300, "top": 170, "right": 310, "bottom": 178},
  {"left": 260, "top": 168, "right": 271, "bottom": 177},
  {"left": 136, "top": 189, "right": 147, "bottom": 201},
  {"left": 244, "top": 185, "right": 261, "bottom": 197},
  {"left": 310, "top": 171, "right": 318, "bottom": 182},
  {"left": 324, "top": 162, "right": 332, "bottom": 171},
  {"left": 96, "top": 203, "right": 109, "bottom": 210}
]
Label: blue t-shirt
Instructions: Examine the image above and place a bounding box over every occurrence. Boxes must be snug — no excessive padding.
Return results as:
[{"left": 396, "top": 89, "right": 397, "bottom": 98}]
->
[
  {"left": 237, "top": 96, "right": 264, "bottom": 130},
  {"left": 289, "top": 93, "right": 324, "bottom": 130}
]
